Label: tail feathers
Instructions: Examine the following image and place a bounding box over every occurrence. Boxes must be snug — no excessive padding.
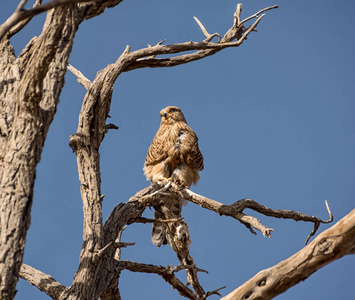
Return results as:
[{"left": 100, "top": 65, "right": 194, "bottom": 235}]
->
[
  {"left": 151, "top": 198, "right": 182, "bottom": 247},
  {"left": 152, "top": 211, "right": 170, "bottom": 247}
]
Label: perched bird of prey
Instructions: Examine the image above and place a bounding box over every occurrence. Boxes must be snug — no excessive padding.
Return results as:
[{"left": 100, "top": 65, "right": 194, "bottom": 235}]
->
[{"left": 144, "top": 106, "right": 204, "bottom": 246}]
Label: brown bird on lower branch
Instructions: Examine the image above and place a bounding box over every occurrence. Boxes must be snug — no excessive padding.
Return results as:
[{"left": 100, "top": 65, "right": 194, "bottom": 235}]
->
[{"left": 144, "top": 106, "right": 204, "bottom": 246}]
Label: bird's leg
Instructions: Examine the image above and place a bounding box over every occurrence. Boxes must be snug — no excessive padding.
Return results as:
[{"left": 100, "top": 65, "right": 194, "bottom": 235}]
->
[
  {"left": 151, "top": 175, "right": 176, "bottom": 197},
  {"left": 157, "top": 174, "right": 176, "bottom": 185},
  {"left": 156, "top": 175, "right": 173, "bottom": 186},
  {"left": 174, "top": 179, "right": 188, "bottom": 190},
  {"left": 158, "top": 177, "right": 171, "bottom": 185}
]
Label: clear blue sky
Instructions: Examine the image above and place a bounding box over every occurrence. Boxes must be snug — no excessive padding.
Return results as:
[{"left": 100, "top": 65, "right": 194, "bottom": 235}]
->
[{"left": 1, "top": 0, "right": 354, "bottom": 299}]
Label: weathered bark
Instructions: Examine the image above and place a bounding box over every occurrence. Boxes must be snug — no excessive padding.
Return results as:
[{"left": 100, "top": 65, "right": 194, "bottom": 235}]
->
[
  {"left": 0, "top": 5, "right": 78, "bottom": 298},
  {"left": 62, "top": 58, "right": 118, "bottom": 300},
  {"left": 0, "top": 1, "right": 124, "bottom": 298},
  {"left": 19, "top": 264, "right": 66, "bottom": 300},
  {"left": 17, "top": 182, "right": 353, "bottom": 300},
  {"left": 177, "top": 188, "right": 332, "bottom": 243},
  {"left": 221, "top": 209, "right": 355, "bottom": 300}
]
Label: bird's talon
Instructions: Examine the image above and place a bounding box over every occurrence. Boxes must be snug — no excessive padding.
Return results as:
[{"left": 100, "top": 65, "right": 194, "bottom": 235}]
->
[{"left": 158, "top": 177, "right": 171, "bottom": 184}]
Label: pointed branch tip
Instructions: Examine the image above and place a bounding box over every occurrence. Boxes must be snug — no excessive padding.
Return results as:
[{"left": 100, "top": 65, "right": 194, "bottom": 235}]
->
[
  {"left": 157, "top": 39, "right": 166, "bottom": 45},
  {"left": 206, "top": 286, "right": 227, "bottom": 298},
  {"left": 123, "top": 45, "right": 131, "bottom": 54},
  {"left": 193, "top": 16, "right": 221, "bottom": 43},
  {"left": 324, "top": 200, "right": 333, "bottom": 223}
]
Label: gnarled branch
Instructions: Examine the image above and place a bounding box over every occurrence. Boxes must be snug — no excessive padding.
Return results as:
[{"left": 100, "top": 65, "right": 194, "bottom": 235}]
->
[
  {"left": 100, "top": 182, "right": 334, "bottom": 299},
  {"left": 0, "top": 0, "right": 126, "bottom": 41},
  {"left": 0, "top": 0, "right": 88, "bottom": 40},
  {"left": 118, "top": 261, "right": 197, "bottom": 299},
  {"left": 177, "top": 187, "right": 333, "bottom": 243},
  {"left": 118, "top": 260, "right": 223, "bottom": 300}
]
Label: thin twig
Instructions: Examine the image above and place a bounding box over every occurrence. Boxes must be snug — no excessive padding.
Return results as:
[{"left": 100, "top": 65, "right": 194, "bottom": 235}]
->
[
  {"left": 8, "top": 0, "right": 42, "bottom": 38},
  {"left": 135, "top": 216, "right": 184, "bottom": 224},
  {"left": 205, "top": 286, "right": 227, "bottom": 298},
  {"left": 240, "top": 5, "right": 279, "bottom": 26},
  {"left": 67, "top": 64, "right": 92, "bottom": 90},
  {"left": 93, "top": 241, "right": 135, "bottom": 262},
  {"left": 118, "top": 261, "right": 197, "bottom": 299},
  {"left": 115, "top": 226, "right": 126, "bottom": 260},
  {"left": 305, "top": 200, "right": 333, "bottom": 244},
  {"left": 193, "top": 16, "right": 221, "bottom": 42},
  {"left": 234, "top": 3, "right": 242, "bottom": 27}
]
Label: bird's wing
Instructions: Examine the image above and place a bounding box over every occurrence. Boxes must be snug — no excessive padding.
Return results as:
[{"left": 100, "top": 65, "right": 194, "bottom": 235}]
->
[
  {"left": 179, "top": 124, "right": 204, "bottom": 171},
  {"left": 145, "top": 125, "right": 171, "bottom": 166}
]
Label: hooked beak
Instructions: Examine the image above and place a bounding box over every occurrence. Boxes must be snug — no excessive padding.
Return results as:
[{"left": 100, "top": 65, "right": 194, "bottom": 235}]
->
[{"left": 162, "top": 111, "right": 167, "bottom": 117}]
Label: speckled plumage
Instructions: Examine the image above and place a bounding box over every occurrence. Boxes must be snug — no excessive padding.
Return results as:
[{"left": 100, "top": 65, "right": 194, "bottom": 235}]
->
[{"left": 144, "top": 106, "right": 204, "bottom": 246}]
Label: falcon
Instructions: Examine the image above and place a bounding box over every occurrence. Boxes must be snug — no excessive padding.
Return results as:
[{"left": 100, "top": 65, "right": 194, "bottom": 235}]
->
[{"left": 144, "top": 106, "right": 204, "bottom": 246}]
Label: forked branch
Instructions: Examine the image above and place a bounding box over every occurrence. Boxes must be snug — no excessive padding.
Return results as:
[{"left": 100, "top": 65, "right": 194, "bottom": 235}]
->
[
  {"left": 67, "top": 2, "right": 277, "bottom": 94},
  {"left": 110, "top": 180, "right": 332, "bottom": 299},
  {"left": 118, "top": 261, "right": 196, "bottom": 299},
  {"left": 0, "top": 0, "right": 87, "bottom": 40},
  {"left": 193, "top": 16, "right": 221, "bottom": 43},
  {"left": 177, "top": 187, "right": 333, "bottom": 244},
  {"left": 6, "top": 0, "right": 42, "bottom": 38},
  {"left": 133, "top": 182, "right": 332, "bottom": 243},
  {"left": 114, "top": 4, "right": 278, "bottom": 72},
  {"left": 118, "top": 260, "right": 224, "bottom": 300},
  {"left": 0, "top": 0, "right": 126, "bottom": 41}
]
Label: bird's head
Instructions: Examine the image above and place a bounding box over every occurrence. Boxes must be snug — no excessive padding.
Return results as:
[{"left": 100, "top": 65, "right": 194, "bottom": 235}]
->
[{"left": 160, "top": 106, "right": 187, "bottom": 124}]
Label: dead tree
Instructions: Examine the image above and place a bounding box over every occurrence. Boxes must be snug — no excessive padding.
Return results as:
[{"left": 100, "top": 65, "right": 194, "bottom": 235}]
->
[{"left": 1, "top": 1, "right": 354, "bottom": 300}]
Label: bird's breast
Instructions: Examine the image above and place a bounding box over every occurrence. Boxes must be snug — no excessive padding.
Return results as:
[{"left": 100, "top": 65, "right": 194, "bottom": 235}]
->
[{"left": 174, "top": 131, "right": 187, "bottom": 153}]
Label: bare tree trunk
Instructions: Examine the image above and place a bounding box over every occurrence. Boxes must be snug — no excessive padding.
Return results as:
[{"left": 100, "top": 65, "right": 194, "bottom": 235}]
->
[
  {"left": 0, "top": 5, "right": 79, "bottom": 299},
  {"left": 0, "top": 0, "right": 127, "bottom": 297}
]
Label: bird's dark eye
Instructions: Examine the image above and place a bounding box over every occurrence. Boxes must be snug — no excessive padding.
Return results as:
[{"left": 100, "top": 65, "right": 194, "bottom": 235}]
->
[{"left": 170, "top": 108, "right": 176, "bottom": 112}]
